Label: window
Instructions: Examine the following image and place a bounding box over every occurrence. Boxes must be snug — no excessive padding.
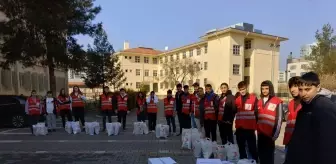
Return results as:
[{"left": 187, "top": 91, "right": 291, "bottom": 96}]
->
[
  {"left": 160, "top": 70, "right": 163, "bottom": 76},
  {"left": 244, "top": 58, "right": 251, "bottom": 67},
  {"left": 160, "top": 83, "right": 164, "bottom": 89},
  {"left": 144, "top": 57, "right": 149, "bottom": 63},
  {"left": 244, "top": 76, "right": 250, "bottom": 85},
  {"left": 189, "top": 50, "right": 193, "bottom": 57},
  {"left": 183, "top": 52, "right": 186, "bottom": 59},
  {"left": 144, "top": 70, "right": 149, "bottom": 76},
  {"left": 290, "top": 65, "right": 297, "bottom": 70},
  {"left": 124, "top": 56, "right": 127, "bottom": 59},
  {"left": 290, "top": 73, "right": 296, "bottom": 77},
  {"left": 170, "top": 55, "right": 174, "bottom": 61},
  {"left": 135, "top": 56, "right": 140, "bottom": 63},
  {"left": 197, "top": 48, "right": 201, "bottom": 55},
  {"left": 164, "top": 56, "right": 168, "bottom": 62},
  {"left": 160, "top": 57, "right": 163, "bottom": 64},
  {"left": 129, "top": 69, "right": 132, "bottom": 72},
  {"left": 126, "top": 83, "right": 128, "bottom": 86},
  {"left": 129, "top": 56, "right": 132, "bottom": 59},
  {"left": 153, "top": 70, "right": 158, "bottom": 77},
  {"left": 300, "top": 72, "right": 307, "bottom": 76},
  {"left": 153, "top": 58, "right": 158, "bottom": 64},
  {"left": 233, "top": 45, "right": 240, "bottom": 55},
  {"left": 182, "top": 66, "right": 186, "bottom": 73},
  {"left": 165, "top": 69, "right": 168, "bottom": 76},
  {"left": 204, "top": 78, "right": 208, "bottom": 86},
  {"left": 176, "top": 54, "right": 180, "bottom": 61},
  {"left": 125, "top": 69, "right": 128, "bottom": 72},
  {"left": 196, "top": 79, "right": 200, "bottom": 84},
  {"left": 136, "top": 69, "right": 140, "bottom": 76},
  {"left": 204, "top": 62, "right": 208, "bottom": 70},
  {"left": 301, "top": 64, "right": 308, "bottom": 70},
  {"left": 164, "top": 82, "right": 168, "bottom": 89},
  {"left": 233, "top": 64, "right": 240, "bottom": 75},
  {"left": 245, "top": 40, "right": 252, "bottom": 50},
  {"left": 136, "top": 82, "right": 141, "bottom": 89},
  {"left": 204, "top": 45, "right": 208, "bottom": 54}
]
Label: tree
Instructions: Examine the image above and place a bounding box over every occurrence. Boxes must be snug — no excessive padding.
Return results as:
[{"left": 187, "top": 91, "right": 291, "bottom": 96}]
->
[
  {"left": 305, "top": 23, "right": 336, "bottom": 75},
  {"left": 161, "top": 58, "right": 201, "bottom": 86},
  {"left": 0, "top": 0, "right": 101, "bottom": 95},
  {"left": 82, "top": 25, "right": 126, "bottom": 91}
]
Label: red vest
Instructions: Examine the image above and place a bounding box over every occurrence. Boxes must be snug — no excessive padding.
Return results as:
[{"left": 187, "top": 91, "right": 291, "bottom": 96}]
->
[
  {"left": 164, "top": 97, "right": 175, "bottom": 116},
  {"left": 204, "top": 96, "right": 216, "bottom": 120},
  {"left": 147, "top": 98, "right": 158, "bottom": 113},
  {"left": 283, "top": 99, "right": 301, "bottom": 145},
  {"left": 57, "top": 96, "right": 71, "bottom": 111},
  {"left": 136, "top": 97, "right": 145, "bottom": 115},
  {"left": 100, "top": 94, "right": 113, "bottom": 111},
  {"left": 218, "top": 96, "right": 227, "bottom": 121},
  {"left": 257, "top": 96, "right": 283, "bottom": 137},
  {"left": 27, "top": 97, "right": 41, "bottom": 115},
  {"left": 192, "top": 96, "right": 200, "bottom": 118},
  {"left": 235, "top": 94, "right": 257, "bottom": 130},
  {"left": 181, "top": 94, "right": 192, "bottom": 115},
  {"left": 117, "top": 95, "right": 128, "bottom": 111},
  {"left": 71, "top": 93, "right": 85, "bottom": 108}
]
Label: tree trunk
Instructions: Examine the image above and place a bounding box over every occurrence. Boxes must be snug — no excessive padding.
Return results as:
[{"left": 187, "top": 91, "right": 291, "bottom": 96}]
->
[{"left": 48, "top": 62, "right": 57, "bottom": 97}]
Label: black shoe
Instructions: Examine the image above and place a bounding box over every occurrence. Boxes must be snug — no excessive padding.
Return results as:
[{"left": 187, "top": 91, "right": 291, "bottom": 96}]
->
[
  {"left": 48, "top": 129, "right": 52, "bottom": 132},
  {"left": 82, "top": 128, "right": 85, "bottom": 132},
  {"left": 52, "top": 129, "right": 56, "bottom": 132},
  {"left": 176, "top": 133, "right": 181, "bottom": 136}
]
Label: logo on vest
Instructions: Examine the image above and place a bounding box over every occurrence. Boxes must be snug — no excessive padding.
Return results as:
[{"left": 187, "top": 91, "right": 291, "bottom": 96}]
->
[
  {"left": 244, "top": 104, "right": 252, "bottom": 110},
  {"left": 170, "top": 101, "right": 174, "bottom": 105},
  {"left": 186, "top": 99, "right": 190, "bottom": 103},
  {"left": 267, "top": 103, "right": 277, "bottom": 111}
]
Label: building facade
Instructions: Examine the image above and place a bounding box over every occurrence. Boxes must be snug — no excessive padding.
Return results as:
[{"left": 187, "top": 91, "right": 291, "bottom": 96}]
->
[
  {"left": 116, "top": 23, "right": 288, "bottom": 95},
  {"left": 286, "top": 58, "right": 312, "bottom": 80},
  {"left": 278, "top": 71, "right": 286, "bottom": 83}
]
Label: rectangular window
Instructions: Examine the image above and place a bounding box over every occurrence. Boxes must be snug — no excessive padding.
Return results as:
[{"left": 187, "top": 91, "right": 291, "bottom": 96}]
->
[
  {"left": 160, "top": 83, "right": 164, "bottom": 89},
  {"left": 301, "top": 64, "right": 308, "bottom": 70},
  {"left": 136, "top": 82, "right": 141, "bottom": 89},
  {"left": 197, "top": 48, "right": 201, "bottom": 55},
  {"left": 189, "top": 50, "right": 193, "bottom": 57},
  {"left": 136, "top": 69, "right": 140, "bottom": 76},
  {"left": 160, "top": 70, "right": 163, "bottom": 76},
  {"left": 183, "top": 52, "right": 186, "bottom": 59},
  {"left": 170, "top": 55, "right": 174, "bottom": 61},
  {"left": 144, "top": 70, "right": 149, "bottom": 76},
  {"left": 144, "top": 57, "right": 149, "bottom": 63},
  {"left": 176, "top": 54, "right": 180, "bottom": 61},
  {"left": 164, "top": 82, "right": 168, "bottom": 89},
  {"left": 244, "top": 40, "right": 252, "bottom": 50},
  {"left": 196, "top": 79, "right": 200, "bottom": 84},
  {"left": 165, "top": 69, "right": 168, "bottom": 76},
  {"left": 244, "top": 58, "right": 251, "bottom": 67},
  {"left": 160, "top": 57, "right": 163, "bottom": 64},
  {"left": 153, "top": 58, "right": 158, "bottom": 64},
  {"left": 290, "top": 73, "right": 296, "bottom": 77},
  {"left": 135, "top": 56, "right": 140, "bottom": 63},
  {"left": 153, "top": 70, "right": 158, "bottom": 77},
  {"left": 204, "top": 45, "right": 208, "bottom": 54},
  {"left": 233, "top": 45, "right": 240, "bottom": 55},
  {"left": 204, "top": 78, "right": 207, "bottom": 86},
  {"left": 164, "top": 56, "right": 168, "bottom": 62},
  {"left": 290, "top": 65, "right": 297, "bottom": 70},
  {"left": 204, "top": 62, "right": 208, "bottom": 70},
  {"left": 124, "top": 56, "right": 127, "bottom": 59},
  {"left": 233, "top": 64, "right": 240, "bottom": 75}
]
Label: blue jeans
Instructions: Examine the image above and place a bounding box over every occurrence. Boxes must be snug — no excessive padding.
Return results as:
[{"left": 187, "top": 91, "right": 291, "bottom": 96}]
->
[{"left": 190, "top": 114, "right": 197, "bottom": 128}]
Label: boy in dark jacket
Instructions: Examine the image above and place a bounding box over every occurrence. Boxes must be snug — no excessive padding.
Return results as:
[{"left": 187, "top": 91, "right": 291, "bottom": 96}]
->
[{"left": 285, "top": 72, "right": 336, "bottom": 164}]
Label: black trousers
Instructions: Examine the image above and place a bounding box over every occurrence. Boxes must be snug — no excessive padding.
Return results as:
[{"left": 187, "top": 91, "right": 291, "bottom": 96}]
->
[
  {"left": 177, "top": 112, "right": 183, "bottom": 134},
  {"left": 60, "top": 109, "right": 73, "bottom": 128},
  {"left": 236, "top": 128, "right": 259, "bottom": 162},
  {"left": 147, "top": 113, "right": 157, "bottom": 131},
  {"left": 204, "top": 119, "right": 217, "bottom": 142},
  {"left": 117, "top": 111, "right": 127, "bottom": 130},
  {"left": 137, "top": 111, "right": 146, "bottom": 122},
  {"left": 218, "top": 122, "right": 234, "bottom": 144},
  {"left": 166, "top": 116, "right": 176, "bottom": 133},
  {"left": 181, "top": 113, "right": 191, "bottom": 129},
  {"left": 102, "top": 110, "right": 112, "bottom": 129},
  {"left": 258, "top": 133, "right": 275, "bottom": 164},
  {"left": 29, "top": 115, "right": 40, "bottom": 134},
  {"left": 72, "top": 107, "right": 85, "bottom": 126}
]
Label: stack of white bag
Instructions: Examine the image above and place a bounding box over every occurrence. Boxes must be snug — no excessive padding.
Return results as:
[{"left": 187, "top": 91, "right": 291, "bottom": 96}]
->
[
  {"left": 84, "top": 121, "right": 100, "bottom": 135},
  {"left": 182, "top": 128, "right": 201, "bottom": 150},
  {"left": 33, "top": 122, "right": 48, "bottom": 136},
  {"left": 237, "top": 159, "right": 257, "bottom": 164},
  {"left": 65, "top": 121, "right": 81, "bottom": 134},
  {"left": 105, "top": 122, "right": 122, "bottom": 136},
  {"left": 155, "top": 124, "right": 169, "bottom": 138},
  {"left": 133, "top": 122, "right": 149, "bottom": 135}
]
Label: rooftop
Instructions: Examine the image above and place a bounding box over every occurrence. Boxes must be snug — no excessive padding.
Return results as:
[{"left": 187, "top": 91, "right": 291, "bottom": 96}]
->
[{"left": 120, "top": 47, "right": 163, "bottom": 55}]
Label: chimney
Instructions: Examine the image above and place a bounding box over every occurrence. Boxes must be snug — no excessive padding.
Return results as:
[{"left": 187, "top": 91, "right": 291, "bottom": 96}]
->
[{"left": 123, "top": 41, "right": 129, "bottom": 50}]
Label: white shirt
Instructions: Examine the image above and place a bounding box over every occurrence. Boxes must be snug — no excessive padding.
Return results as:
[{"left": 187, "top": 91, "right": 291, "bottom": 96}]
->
[{"left": 46, "top": 98, "right": 54, "bottom": 114}]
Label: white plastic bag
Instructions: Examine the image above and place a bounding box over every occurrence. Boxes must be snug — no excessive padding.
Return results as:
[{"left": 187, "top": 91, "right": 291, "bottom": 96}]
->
[
  {"left": 191, "top": 128, "right": 201, "bottom": 146},
  {"left": 212, "top": 141, "right": 218, "bottom": 158},
  {"left": 216, "top": 145, "right": 227, "bottom": 161},
  {"left": 65, "top": 121, "right": 72, "bottom": 134},
  {"left": 71, "top": 121, "right": 81, "bottom": 134},
  {"left": 33, "top": 122, "right": 48, "bottom": 136},
  {"left": 112, "top": 122, "right": 121, "bottom": 135},
  {"left": 133, "top": 122, "right": 143, "bottom": 135},
  {"left": 237, "top": 159, "right": 257, "bottom": 164},
  {"left": 181, "top": 128, "right": 190, "bottom": 141},
  {"left": 106, "top": 123, "right": 114, "bottom": 136},
  {"left": 225, "top": 142, "right": 240, "bottom": 163},
  {"left": 86, "top": 122, "right": 95, "bottom": 135},
  {"left": 155, "top": 124, "right": 162, "bottom": 138},
  {"left": 221, "top": 161, "right": 234, "bottom": 164},
  {"left": 84, "top": 122, "right": 90, "bottom": 134},
  {"left": 92, "top": 121, "right": 100, "bottom": 135},
  {"left": 159, "top": 125, "right": 169, "bottom": 138},
  {"left": 181, "top": 132, "right": 192, "bottom": 149},
  {"left": 192, "top": 139, "right": 202, "bottom": 158},
  {"left": 141, "top": 122, "right": 149, "bottom": 134},
  {"left": 201, "top": 138, "right": 213, "bottom": 159}
]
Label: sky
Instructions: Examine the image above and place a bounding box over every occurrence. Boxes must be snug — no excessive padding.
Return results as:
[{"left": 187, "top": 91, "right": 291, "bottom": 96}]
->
[{"left": 76, "top": 0, "right": 335, "bottom": 70}]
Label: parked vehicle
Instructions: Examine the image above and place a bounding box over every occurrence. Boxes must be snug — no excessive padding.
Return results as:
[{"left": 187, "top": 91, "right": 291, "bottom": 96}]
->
[{"left": 0, "top": 95, "right": 28, "bottom": 128}]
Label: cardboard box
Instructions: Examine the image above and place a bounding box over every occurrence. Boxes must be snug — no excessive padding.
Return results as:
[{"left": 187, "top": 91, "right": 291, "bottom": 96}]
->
[
  {"left": 196, "top": 158, "right": 222, "bottom": 164},
  {"left": 148, "top": 157, "right": 177, "bottom": 164}
]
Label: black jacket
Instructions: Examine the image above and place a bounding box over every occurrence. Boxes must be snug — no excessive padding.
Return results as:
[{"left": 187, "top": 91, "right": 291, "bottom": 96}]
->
[
  {"left": 284, "top": 95, "right": 336, "bottom": 164},
  {"left": 174, "top": 91, "right": 184, "bottom": 112},
  {"left": 218, "top": 93, "right": 236, "bottom": 123}
]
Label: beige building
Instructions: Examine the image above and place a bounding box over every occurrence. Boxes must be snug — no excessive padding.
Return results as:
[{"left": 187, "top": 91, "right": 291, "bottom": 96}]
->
[
  {"left": 286, "top": 57, "right": 312, "bottom": 80},
  {"left": 115, "top": 23, "right": 288, "bottom": 95}
]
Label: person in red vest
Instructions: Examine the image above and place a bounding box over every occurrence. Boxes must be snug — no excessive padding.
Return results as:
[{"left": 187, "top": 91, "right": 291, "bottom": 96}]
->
[
  {"left": 115, "top": 88, "right": 130, "bottom": 130},
  {"left": 190, "top": 82, "right": 199, "bottom": 128},
  {"left": 146, "top": 91, "right": 159, "bottom": 132},
  {"left": 57, "top": 88, "right": 73, "bottom": 128},
  {"left": 100, "top": 86, "right": 113, "bottom": 132},
  {"left": 70, "top": 86, "right": 86, "bottom": 131},
  {"left": 25, "top": 90, "right": 42, "bottom": 134},
  {"left": 199, "top": 84, "right": 218, "bottom": 141},
  {"left": 180, "top": 85, "right": 192, "bottom": 130},
  {"left": 136, "top": 92, "right": 147, "bottom": 122},
  {"left": 192, "top": 87, "right": 204, "bottom": 131},
  {"left": 257, "top": 80, "right": 283, "bottom": 164},
  {"left": 282, "top": 76, "right": 301, "bottom": 152},
  {"left": 217, "top": 83, "right": 236, "bottom": 145},
  {"left": 164, "top": 90, "right": 176, "bottom": 135},
  {"left": 235, "top": 81, "right": 258, "bottom": 162}
]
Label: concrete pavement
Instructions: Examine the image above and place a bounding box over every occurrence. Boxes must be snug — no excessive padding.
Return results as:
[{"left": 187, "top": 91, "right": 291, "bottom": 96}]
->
[{"left": 0, "top": 100, "right": 286, "bottom": 164}]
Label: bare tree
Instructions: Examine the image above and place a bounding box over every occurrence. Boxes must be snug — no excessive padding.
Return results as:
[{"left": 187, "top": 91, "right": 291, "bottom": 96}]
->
[{"left": 161, "top": 58, "right": 201, "bottom": 86}]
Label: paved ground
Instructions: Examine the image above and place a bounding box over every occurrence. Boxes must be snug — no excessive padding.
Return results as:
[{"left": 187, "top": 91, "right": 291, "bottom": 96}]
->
[{"left": 0, "top": 100, "right": 286, "bottom": 164}]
